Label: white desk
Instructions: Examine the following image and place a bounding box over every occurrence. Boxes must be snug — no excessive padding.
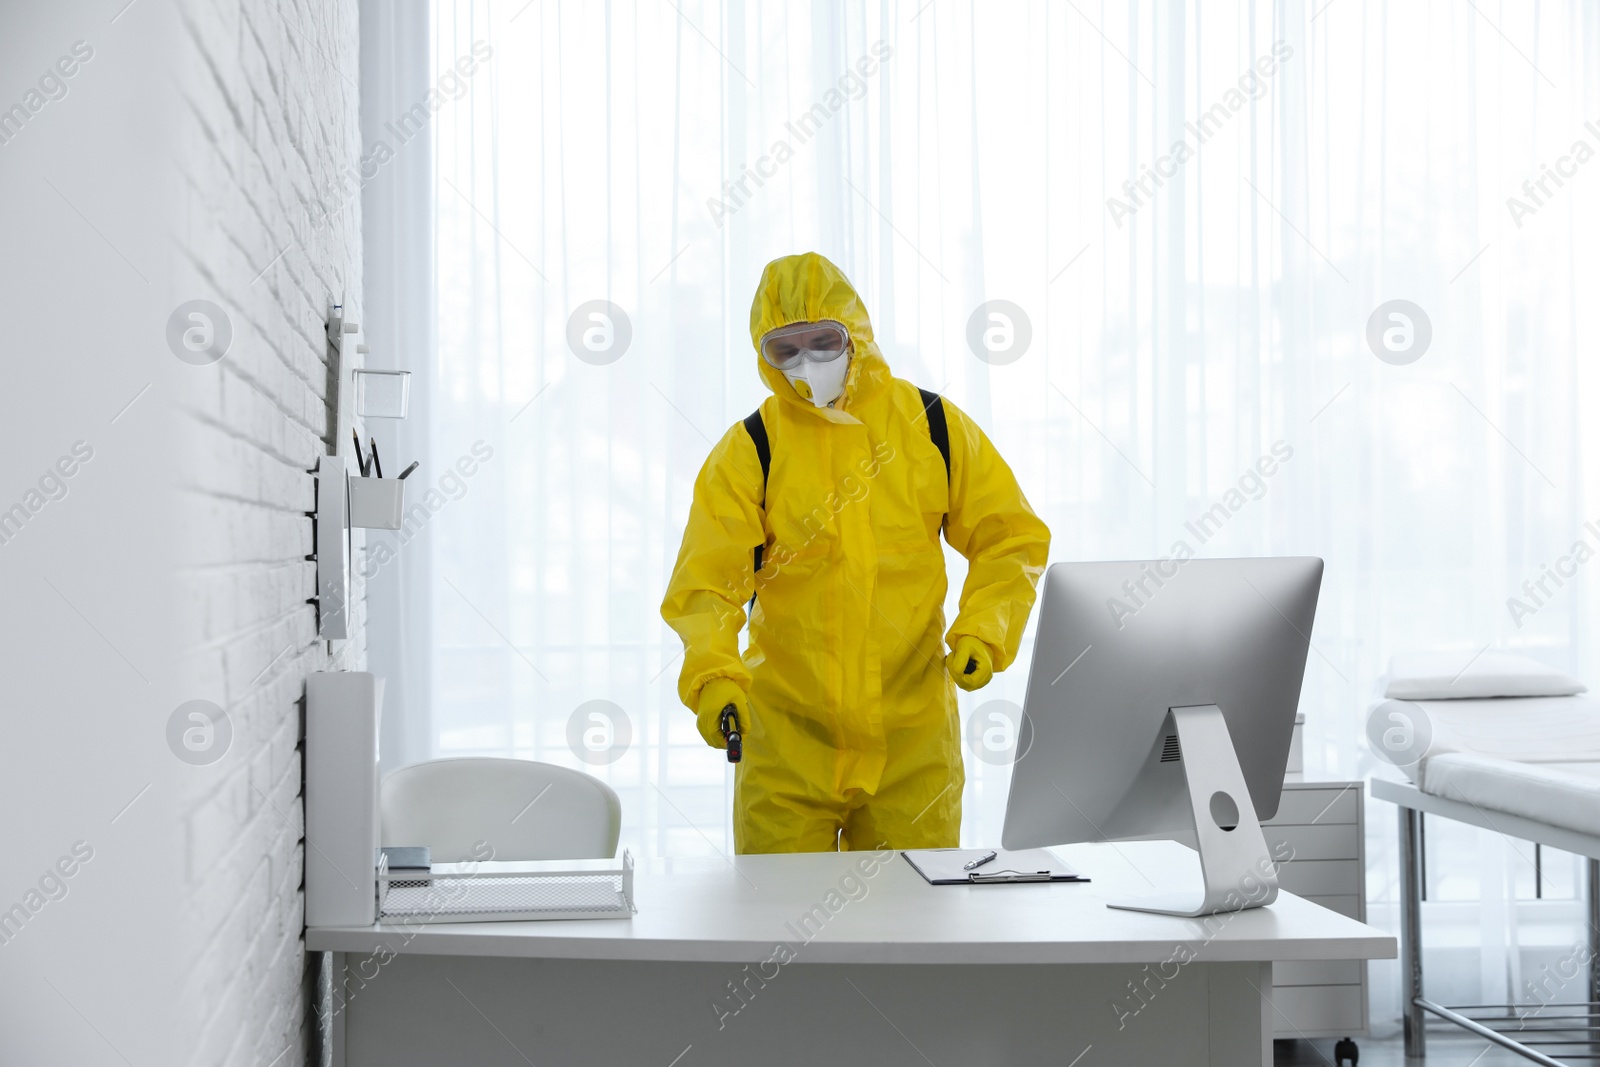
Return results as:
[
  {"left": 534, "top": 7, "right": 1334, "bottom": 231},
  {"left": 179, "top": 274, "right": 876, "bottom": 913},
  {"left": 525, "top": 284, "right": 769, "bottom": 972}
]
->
[{"left": 308, "top": 841, "right": 1394, "bottom": 1066}]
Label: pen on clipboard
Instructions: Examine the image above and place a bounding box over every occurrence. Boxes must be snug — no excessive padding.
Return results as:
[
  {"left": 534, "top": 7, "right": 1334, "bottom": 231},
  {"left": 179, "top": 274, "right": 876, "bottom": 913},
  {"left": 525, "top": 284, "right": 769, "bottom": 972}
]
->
[{"left": 963, "top": 850, "right": 998, "bottom": 871}]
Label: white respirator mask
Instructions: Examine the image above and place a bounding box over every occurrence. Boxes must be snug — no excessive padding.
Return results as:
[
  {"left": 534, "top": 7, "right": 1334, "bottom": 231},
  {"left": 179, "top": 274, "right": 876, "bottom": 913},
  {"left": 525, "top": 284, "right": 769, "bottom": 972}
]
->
[
  {"left": 759, "top": 320, "right": 853, "bottom": 408},
  {"left": 782, "top": 354, "right": 853, "bottom": 408}
]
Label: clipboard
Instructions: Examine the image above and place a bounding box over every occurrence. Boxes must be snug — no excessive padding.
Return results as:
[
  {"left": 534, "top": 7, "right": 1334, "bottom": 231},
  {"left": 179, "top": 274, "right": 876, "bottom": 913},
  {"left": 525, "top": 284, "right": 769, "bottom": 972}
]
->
[{"left": 901, "top": 847, "right": 1089, "bottom": 885}]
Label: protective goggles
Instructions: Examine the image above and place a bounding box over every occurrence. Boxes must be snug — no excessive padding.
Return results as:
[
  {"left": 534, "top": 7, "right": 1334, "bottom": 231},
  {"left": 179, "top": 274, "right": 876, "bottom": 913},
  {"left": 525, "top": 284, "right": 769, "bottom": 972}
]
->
[{"left": 758, "top": 320, "right": 851, "bottom": 371}]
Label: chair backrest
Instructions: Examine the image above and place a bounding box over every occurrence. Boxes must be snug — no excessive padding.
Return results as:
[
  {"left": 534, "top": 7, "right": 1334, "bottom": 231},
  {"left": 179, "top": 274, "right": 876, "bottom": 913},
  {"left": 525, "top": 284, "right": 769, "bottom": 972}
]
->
[{"left": 381, "top": 757, "right": 621, "bottom": 862}]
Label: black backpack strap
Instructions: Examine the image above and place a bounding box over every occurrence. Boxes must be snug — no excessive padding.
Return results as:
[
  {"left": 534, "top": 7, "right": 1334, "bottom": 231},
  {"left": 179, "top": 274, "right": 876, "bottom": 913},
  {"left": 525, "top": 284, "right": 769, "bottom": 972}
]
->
[
  {"left": 742, "top": 409, "right": 771, "bottom": 503},
  {"left": 918, "top": 387, "right": 951, "bottom": 482},
  {"left": 742, "top": 410, "right": 771, "bottom": 601}
]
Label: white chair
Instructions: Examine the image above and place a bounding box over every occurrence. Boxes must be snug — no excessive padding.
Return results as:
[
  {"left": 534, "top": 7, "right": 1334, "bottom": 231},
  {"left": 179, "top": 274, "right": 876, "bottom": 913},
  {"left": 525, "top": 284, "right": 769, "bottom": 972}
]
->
[{"left": 381, "top": 757, "right": 621, "bottom": 861}]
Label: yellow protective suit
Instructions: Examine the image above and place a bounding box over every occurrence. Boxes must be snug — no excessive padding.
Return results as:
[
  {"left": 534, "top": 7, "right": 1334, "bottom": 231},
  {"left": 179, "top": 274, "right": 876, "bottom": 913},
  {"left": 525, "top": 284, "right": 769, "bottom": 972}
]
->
[{"left": 661, "top": 252, "right": 1051, "bottom": 854}]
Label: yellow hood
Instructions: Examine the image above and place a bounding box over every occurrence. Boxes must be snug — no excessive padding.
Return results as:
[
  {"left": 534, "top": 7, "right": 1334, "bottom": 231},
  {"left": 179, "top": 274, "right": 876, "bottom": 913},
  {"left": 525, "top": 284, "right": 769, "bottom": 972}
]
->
[{"left": 748, "top": 252, "right": 892, "bottom": 410}]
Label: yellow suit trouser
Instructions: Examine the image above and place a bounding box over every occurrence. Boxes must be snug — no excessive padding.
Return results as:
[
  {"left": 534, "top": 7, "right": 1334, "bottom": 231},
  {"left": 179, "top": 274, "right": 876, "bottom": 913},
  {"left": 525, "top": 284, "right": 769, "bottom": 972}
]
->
[{"left": 732, "top": 705, "right": 964, "bottom": 854}]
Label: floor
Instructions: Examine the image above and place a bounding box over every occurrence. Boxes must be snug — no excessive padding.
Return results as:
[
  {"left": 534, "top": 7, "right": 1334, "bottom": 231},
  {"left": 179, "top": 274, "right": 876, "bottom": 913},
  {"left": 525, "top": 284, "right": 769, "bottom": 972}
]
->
[{"left": 1275, "top": 1029, "right": 1595, "bottom": 1065}]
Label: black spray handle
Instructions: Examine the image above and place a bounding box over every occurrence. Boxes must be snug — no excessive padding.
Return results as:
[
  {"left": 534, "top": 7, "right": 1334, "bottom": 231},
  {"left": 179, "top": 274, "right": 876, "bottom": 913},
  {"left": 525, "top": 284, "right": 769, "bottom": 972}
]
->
[{"left": 719, "top": 704, "right": 742, "bottom": 764}]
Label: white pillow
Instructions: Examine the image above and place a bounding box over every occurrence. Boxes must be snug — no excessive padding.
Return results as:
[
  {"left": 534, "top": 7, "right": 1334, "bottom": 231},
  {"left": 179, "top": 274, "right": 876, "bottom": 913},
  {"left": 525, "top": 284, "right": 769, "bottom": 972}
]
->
[{"left": 1385, "top": 650, "right": 1587, "bottom": 700}]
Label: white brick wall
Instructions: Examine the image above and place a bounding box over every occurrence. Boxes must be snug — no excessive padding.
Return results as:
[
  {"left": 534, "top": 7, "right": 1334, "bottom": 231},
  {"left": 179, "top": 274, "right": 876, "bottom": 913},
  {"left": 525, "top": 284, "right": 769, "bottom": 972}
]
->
[{"left": 172, "top": 1, "right": 364, "bottom": 1063}]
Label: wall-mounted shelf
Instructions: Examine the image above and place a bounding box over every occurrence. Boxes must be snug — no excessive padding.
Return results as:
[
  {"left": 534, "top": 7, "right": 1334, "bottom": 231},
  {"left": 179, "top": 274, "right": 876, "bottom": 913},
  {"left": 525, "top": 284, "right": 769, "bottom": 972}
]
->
[{"left": 314, "top": 304, "right": 413, "bottom": 639}]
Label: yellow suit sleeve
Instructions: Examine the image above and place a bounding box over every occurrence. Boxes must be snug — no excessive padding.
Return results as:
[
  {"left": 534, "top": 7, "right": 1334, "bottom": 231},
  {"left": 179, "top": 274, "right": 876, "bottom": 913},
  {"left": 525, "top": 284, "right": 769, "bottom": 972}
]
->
[
  {"left": 661, "top": 421, "right": 769, "bottom": 709},
  {"left": 940, "top": 400, "right": 1052, "bottom": 671}
]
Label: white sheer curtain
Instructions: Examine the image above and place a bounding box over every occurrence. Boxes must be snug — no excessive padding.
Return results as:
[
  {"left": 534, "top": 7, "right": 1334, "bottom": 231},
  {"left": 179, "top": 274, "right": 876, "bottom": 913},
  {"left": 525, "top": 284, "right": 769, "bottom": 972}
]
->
[{"left": 405, "top": 0, "right": 1600, "bottom": 1023}]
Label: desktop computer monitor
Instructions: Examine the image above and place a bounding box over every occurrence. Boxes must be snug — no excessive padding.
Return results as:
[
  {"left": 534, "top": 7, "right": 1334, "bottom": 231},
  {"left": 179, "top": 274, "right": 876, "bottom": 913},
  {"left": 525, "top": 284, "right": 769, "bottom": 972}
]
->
[{"left": 1001, "top": 556, "right": 1322, "bottom": 916}]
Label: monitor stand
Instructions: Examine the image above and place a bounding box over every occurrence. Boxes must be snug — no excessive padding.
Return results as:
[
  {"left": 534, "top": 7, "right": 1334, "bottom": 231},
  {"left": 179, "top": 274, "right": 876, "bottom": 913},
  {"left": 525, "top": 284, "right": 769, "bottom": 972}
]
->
[{"left": 1107, "top": 704, "right": 1280, "bottom": 917}]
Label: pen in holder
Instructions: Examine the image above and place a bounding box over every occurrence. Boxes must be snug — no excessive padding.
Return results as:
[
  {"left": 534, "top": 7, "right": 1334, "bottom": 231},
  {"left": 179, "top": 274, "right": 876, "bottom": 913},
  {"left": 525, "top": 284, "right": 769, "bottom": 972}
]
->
[{"left": 348, "top": 476, "right": 405, "bottom": 530}]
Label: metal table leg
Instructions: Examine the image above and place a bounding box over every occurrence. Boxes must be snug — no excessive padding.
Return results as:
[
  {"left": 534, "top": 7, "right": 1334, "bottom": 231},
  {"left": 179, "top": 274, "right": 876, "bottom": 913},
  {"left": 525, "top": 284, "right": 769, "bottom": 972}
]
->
[
  {"left": 1400, "top": 805, "right": 1426, "bottom": 1058},
  {"left": 1589, "top": 857, "right": 1600, "bottom": 1061},
  {"left": 1589, "top": 858, "right": 1600, "bottom": 1008}
]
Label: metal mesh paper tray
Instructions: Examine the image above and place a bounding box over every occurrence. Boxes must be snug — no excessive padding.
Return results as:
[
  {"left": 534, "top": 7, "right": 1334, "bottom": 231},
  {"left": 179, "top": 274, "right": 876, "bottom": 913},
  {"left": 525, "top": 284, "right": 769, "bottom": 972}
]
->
[{"left": 379, "top": 852, "right": 635, "bottom": 924}]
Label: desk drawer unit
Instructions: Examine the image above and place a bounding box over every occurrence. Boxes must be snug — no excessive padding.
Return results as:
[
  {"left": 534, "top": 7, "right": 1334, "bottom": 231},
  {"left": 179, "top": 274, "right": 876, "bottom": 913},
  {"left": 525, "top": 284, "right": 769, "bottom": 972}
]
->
[{"left": 1264, "top": 780, "right": 1368, "bottom": 1039}]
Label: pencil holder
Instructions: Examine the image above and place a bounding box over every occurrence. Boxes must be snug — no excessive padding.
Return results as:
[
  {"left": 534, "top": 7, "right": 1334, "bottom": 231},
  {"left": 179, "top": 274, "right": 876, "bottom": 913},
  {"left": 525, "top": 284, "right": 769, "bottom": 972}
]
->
[
  {"left": 354, "top": 369, "right": 411, "bottom": 419},
  {"left": 348, "top": 476, "right": 405, "bottom": 530}
]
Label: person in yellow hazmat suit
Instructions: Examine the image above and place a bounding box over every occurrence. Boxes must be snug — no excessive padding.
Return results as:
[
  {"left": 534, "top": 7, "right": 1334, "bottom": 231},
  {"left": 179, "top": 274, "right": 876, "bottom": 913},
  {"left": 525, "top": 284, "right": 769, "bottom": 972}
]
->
[{"left": 661, "top": 252, "right": 1051, "bottom": 854}]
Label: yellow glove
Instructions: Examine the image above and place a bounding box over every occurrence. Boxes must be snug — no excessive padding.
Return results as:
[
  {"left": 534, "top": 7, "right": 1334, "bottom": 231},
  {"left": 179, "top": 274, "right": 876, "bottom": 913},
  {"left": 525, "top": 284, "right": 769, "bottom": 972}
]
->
[
  {"left": 695, "top": 679, "right": 750, "bottom": 750},
  {"left": 945, "top": 636, "right": 994, "bottom": 691}
]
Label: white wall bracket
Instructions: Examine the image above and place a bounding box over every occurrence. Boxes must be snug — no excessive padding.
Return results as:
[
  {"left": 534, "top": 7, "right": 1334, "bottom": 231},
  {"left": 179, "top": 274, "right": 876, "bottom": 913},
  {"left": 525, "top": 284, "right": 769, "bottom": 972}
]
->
[
  {"left": 1107, "top": 704, "right": 1280, "bottom": 917},
  {"left": 315, "top": 454, "right": 351, "bottom": 640}
]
